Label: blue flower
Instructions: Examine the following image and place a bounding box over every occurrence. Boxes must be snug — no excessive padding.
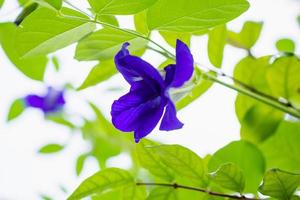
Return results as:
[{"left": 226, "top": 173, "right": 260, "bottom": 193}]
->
[
  {"left": 111, "top": 40, "right": 194, "bottom": 142},
  {"left": 24, "top": 87, "right": 65, "bottom": 114}
]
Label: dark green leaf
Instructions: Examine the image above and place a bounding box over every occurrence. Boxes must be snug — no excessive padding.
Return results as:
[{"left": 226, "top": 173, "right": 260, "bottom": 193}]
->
[
  {"left": 16, "top": 7, "right": 96, "bottom": 57},
  {"left": 75, "top": 27, "right": 147, "bottom": 61},
  {"left": 147, "top": 0, "right": 249, "bottom": 32},
  {"left": 67, "top": 168, "right": 133, "bottom": 200},
  {"left": 208, "top": 25, "right": 227, "bottom": 68},
  {"left": 7, "top": 98, "right": 25, "bottom": 122},
  {"left": 77, "top": 60, "right": 117, "bottom": 90},
  {"left": 0, "top": 23, "right": 47, "bottom": 81},
  {"left": 227, "top": 21, "right": 263, "bottom": 50},
  {"left": 38, "top": 144, "right": 65, "bottom": 154},
  {"left": 210, "top": 163, "right": 245, "bottom": 193},
  {"left": 209, "top": 141, "right": 265, "bottom": 193},
  {"left": 259, "top": 169, "right": 300, "bottom": 200},
  {"left": 276, "top": 38, "right": 296, "bottom": 53}
]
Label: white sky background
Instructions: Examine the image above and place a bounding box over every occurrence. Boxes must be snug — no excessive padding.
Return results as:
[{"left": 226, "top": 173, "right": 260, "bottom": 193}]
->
[{"left": 0, "top": 0, "right": 300, "bottom": 199}]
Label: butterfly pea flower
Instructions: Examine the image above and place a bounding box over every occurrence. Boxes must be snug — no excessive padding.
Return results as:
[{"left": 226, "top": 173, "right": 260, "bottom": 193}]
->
[
  {"left": 24, "top": 87, "right": 65, "bottom": 114},
  {"left": 111, "top": 39, "right": 194, "bottom": 142}
]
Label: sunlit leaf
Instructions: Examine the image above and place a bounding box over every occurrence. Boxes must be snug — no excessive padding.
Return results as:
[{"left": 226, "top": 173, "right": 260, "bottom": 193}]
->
[
  {"left": 75, "top": 27, "right": 147, "bottom": 61},
  {"left": 76, "top": 154, "right": 88, "bottom": 176},
  {"left": 16, "top": 7, "right": 96, "bottom": 57},
  {"left": 38, "top": 143, "right": 65, "bottom": 154},
  {"left": 210, "top": 163, "right": 245, "bottom": 193},
  {"left": 0, "top": 23, "right": 47, "bottom": 81},
  {"left": 98, "top": 15, "right": 119, "bottom": 26},
  {"left": 77, "top": 60, "right": 117, "bottom": 90},
  {"left": 51, "top": 56, "right": 59, "bottom": 71},
  {"left": 123, "top": 183, "right": 147, "bottom": 200},
  {"left": 67, "top": 168, "right": 133, "bottom": 200},
  {"left": 0, "top": 0, "right": 4, "bottom": 8},
  {"left": 259, "top": 169, "right": 300, "bottom": 200},
  {"left": 276, "top": 38, "right": 296, "bottom": 53},
  {"left": 147, "top": 187, "right": 178, "bottom": 200},
  {"left": 209, "top": 141, "right": 265, "bottom": 193},
  {"left": 208, "top": 25, "right": 227, "bottom": 68},
  {"left": 160, "top": 31, "right": 191, "bottom": 48},
  {"left": 227, "top": 21, "right": 263, "bottom": 50},
  {"left": 34, "top": 0, "right": 62, "bottom": 10},
  {"left": 7, "top": 98, "right": 25, "bottom": 122},
  {"left": 88, "top": 0, "right": 158, "bottom": 15},
  {"left": 134, "top": 11, "right": 149, "bottom": 35},
  {"left": 147, "top": 0, "right": 249, "bottom": 32}
]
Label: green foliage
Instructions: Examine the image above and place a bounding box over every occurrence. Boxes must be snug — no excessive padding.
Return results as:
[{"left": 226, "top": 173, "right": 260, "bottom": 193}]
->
[
  {"left": 209, "top": 141, "right": 265, "bottom": 193},
  {"left": 208, "top": 25, "right": 227, "bottom": 68},
  {"left": 14, "top": 3, "right": 38, "bottom": 25},
  {"left": 7, "top": 98, "right": 25, "bottom": 122},
  {"left": 0, "top": 0, "right": 4, "bottom": 8},
  {"left": 98, "top": 15, "right": 119, "bottom": 26},
  {"left": 134, "top": 11, "right": 149, "bottom": 35},
  {"left": 38, "top": 143, "right": 65, "bottom": 154},
  {"left": 267, "top": 55, "right": 300, "bottom": 109},
  {"left": 276, "top": 38, "right": 296, "bottom": 53},
  {"left": 259, "top": 169, "right": 300, "bottom": 200},
  {"left": 51, "top": 56, "right": 60, "bottom": 71},
  {"left": 209, "top": 163, "right": 245, "bottom": 193},
  {"left": 87, "top": 0, "right": 158, "bottom": 15},
  {"left": 67, "top": 168, "right": 134, "bottom": 200},
  {"left": 34, "top": 0, "right": 62, "bottom": 10},
  {"left": 18, "top": 0, "right": 32, "bottom": 7},
  {"left": 0, "top": 23, "right": 47, "bottom": 80},
  {"left": 260, "top": 121, "right": 300, "bottom": 173},
  {"left": 147, "top": 187, "right": 177, "bottom": 200},
  {"left": 75, "top": 154, "right": 88, "bottom": 176},
  {"left": 147, "top": 0, "right": 249, "bottom": 32},
  {"left": 77, "top": 60, "right": 117, "bottom": 90},
  {"left": 75, "top": 27, "right": 147, "bottom": 61},
  {"left": 160, "top": 31, "right": 191, "bottom": 48},
  {"left": 16, "top": 7, "right": 96, "bottom": 57},
  {"left": 227, "top": 21, "right": 263, "bottom": 50}
]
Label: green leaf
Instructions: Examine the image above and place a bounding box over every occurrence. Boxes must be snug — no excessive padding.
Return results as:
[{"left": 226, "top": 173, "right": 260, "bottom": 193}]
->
[
  {"left": 46, "top": 115, "right": 76, "bottom": 129},
  {"left": 98, "top": 15, "right": 119, "bottom": 26},
  {"left": 51, "top": 56, "right": 59, "bottom": 71},
  {"left": 259, "top": 169, "right": 300, "bottom": 200},
  {"left": 77, "top": 60, "right": 117, "bottom": 90},
  {"left": 276, "top": 38, "right": 296, "bottom": 53},
  {"left": 18, "top": 0, "right": 32, "bottom": 7},
  {"left": 208, "top": 25, "right": 227, "bottom": 68},
  {"left": 134, "top": 11, "right": 149, "bottom": 35},
  {"left": 7, "top": 99, "right": 25, "bottom": 122},
  {"left": 267, "top": 56, "right": 300, "bottom": 109},
  {"left": 210, "top": 163, "right": 245, "bottom": 193},
  {"left": 16, "top": 7, "right": 96, "bottom": 58},
  {"left": 67, "top": 168, "right": 133, "bottom": 200},
  {"left": 260, "top": 121, "right": 300, "bottom": 173},
  {"left": 14, "top": 3, "right": 38, "bottom": 25},
  {"left": 209, "top": 141, "right": 265, "bottom": 193},
  {"left": 75, "top": 27, "right": 147, "bottom": 61},
  {"left": 136, "top": 140, "right": 174, "bottom": 181},
  {"left": 0, "top": 0, "right": 4, "bottom": 8},
  {"left": 176, "top": 68, "right": 213, "bottom": 110},
  {"left": 0, "top": 23, "right": 47, "bottom": 81},
  {"left": 147, "top": 187, "right": 178, "bottom": 200},
  {"left": 151, "top": 144, "right": 205, "bottom": 185},
  {"left": 123, "top": 183, "right": 147, "bottom": 200},
  {"left": 38, "top": 144, "right": 65, "bottom": 154},
  {"left": 160, "top": 31, "right": 191, "bottom": 48},
  {"left": 34, "top": 0, "right": 62, "bottom": 10},
  {"left": 76, "top": 154, "right": 88, "bottom": 176},
  {"left": 147, "top": 0, "right": 249, "bottom": 32},
  {"left": 88, "top": 0, "right": 158, "bottom": 15},
  {"left": 227, "top": 21, "right": 263, "bottom": 49}
]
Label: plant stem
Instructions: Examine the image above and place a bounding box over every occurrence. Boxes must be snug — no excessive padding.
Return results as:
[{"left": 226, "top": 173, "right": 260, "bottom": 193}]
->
[{"left": 137, "top": 182, "right": 262, "bottom": 200}]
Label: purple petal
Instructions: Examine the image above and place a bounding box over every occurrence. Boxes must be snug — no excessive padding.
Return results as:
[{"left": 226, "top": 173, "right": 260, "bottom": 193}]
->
[
  {"left": 115, "top": 43, "right": 164, "bottom": 90},
  {"left": 159, "top": 100, "right": 183, "bottom": 131},
  {"left": 168, "top": 39, "right": 194, "bottom": 88},
  {"left": 24, "top": 95, "right": 44, "bottom": 108}
]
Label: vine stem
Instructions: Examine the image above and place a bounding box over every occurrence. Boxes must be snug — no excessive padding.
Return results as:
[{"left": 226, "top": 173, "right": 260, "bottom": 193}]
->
[
  {"left": 136, "top": 182, "right": 262, "bottom": 200},
  {"left": 60, "top": 9, "right": 300, "bottom": 118}
]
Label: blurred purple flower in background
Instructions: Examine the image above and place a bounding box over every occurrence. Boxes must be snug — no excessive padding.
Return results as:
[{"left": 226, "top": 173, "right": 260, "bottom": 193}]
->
[
  {"left": 24, "top": 87, "right": 65, "bottom": 114},
  {"left": 111, "top": 40, "right": 194, "bottom": 142}
]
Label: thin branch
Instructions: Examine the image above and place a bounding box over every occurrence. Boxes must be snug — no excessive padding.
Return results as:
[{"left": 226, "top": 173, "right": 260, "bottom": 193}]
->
[{"left": 137, "top": 182, "right": 262, "bottom": 200}]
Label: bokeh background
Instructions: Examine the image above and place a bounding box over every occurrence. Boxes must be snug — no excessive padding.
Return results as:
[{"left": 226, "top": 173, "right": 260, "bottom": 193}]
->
[{"left": 0, "top": 0, "right": 300, "bottom": 199}]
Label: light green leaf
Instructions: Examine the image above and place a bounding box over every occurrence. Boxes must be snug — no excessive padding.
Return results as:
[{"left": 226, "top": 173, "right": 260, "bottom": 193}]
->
[
  {"left": 276, "top": 38, "right": 296, "bottom": 53},
  {"left": 7, "top": 98, "right": 25, "bottom": 122},
  {"left": 259, "top": 169, "right": 300, "bottom": 200},
  {"left": 18, "top": 0, "right": 32, "bottom": 7},
  {"left": 75, "top": 27, "right": 147, "bottom": 61},
  {"left": 208, "top": 25, "right": 227, "bottom": 68},
  {"left": 227, "top": 21, "right": 263, "bottom": 49},
  {"left": 209, "top": 141, "right": 265, "bottom": 193},
  {"left": 151, "top": 144, "right": 205, "bottom": 185},
  {"left": 88, "top": 0, "right": 158, "bottom": 15},
  {"left": 92, "top": 190, "right": 122, "bottom": 200},
  {"left": 67, "top": 168, "right": 133, "bottom": 200},
  {"left": 260, "top": 121, "right": 300, "bottom": 173},
  {"left": 16, "top": 7, "right": 96, "bottom": 58},
  {"left": 38, "top": 144, "right": 65, "bottom": 154},
  {"left": 160, "top": 31, "right": 191, "bottom": 48},
  {"left": 34, "top": 0, "right": 62, "bottom": 10},
  {"left": 136, "top": 140, "right": 174, "bottom": 181},
  {"left": 147, "top": 0, "right": 249, "bottom": 32},
  {"left": 0, "top": 0, "right": 4, "bottom": 8},
  {"left": 98, "top": 15, "right": 119, "bottom": 26},
  {"left": 210, "top": 163, "right": 245, "bottom": 193},
  {"left": 46, "top": 115, "right": 76, "bottom": 129},
  {"left": 76, "top": 154, "right": 88, "bottom": 176},
  {"left": 267, "top": 56, "right": 300, "bottom": 109},
  {"left": 0, "top": 23, "right": 47, "bottom": 81},
  {"left": 14, "top": 3, "right": 38, "bottom": 25},
  {"left": 134, "top": 11, "right": 149, "bottom": 35},
  {"left": 123, "top": 183, "right": 147, "bottom": 200},
  {"left": 51, "top": 56, "right": 59, "bottom": 71},
  {"left": 176, "top": 68, "right": 213, "bottom": 110},
  {"left": 147, "top": 187, "right": 178, "bottom": 200},
  {"left": 77, "top": 60, "right": 117, "bottom": 90}
]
